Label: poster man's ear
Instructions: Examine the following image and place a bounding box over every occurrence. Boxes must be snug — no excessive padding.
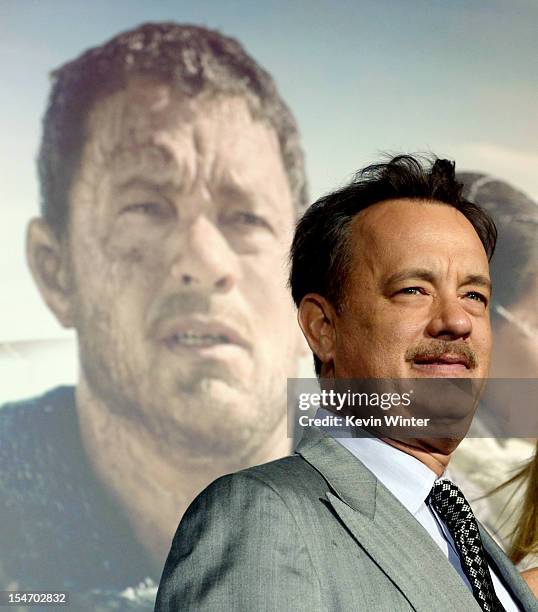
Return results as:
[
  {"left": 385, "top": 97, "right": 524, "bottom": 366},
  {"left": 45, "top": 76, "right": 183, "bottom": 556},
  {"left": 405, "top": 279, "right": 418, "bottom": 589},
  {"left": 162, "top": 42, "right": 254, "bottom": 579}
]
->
[
  {"left": 26, "top": 218, "right": 75, "bottom": 328},
  {"left": 297, "top": 293, "right": 337, "bottom": 374}
]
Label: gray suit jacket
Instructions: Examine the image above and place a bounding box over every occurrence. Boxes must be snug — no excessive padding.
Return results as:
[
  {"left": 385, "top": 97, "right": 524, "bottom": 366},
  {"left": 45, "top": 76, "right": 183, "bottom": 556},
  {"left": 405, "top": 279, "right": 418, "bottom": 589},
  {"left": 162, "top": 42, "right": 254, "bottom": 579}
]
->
[{"left": 156, "top": 428, "right": 537, "bottom": 611}]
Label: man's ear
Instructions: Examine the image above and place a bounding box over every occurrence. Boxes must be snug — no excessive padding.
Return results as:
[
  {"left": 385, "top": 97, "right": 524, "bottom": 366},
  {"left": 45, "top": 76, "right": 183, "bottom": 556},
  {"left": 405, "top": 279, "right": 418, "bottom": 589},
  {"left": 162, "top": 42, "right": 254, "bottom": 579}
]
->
[
  {"left": 297, "top": 293, "right": 337, "bottom": 370},
  {"left": 26, "top": 218, "right": 75, "bottom": 328}
]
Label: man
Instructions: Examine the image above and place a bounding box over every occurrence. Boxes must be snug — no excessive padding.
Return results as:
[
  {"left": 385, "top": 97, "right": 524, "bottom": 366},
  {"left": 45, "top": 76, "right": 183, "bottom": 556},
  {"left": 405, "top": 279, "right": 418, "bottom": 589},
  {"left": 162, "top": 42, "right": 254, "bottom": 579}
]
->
[
  {"left": 450, "top": 174, "right": 538, "bottom": 553},
  {"left": 0, "top": 22, "right": 307, "bottom": 608},
  {"left": 157, "top": 155, "right": 536, "bottom": 611}
]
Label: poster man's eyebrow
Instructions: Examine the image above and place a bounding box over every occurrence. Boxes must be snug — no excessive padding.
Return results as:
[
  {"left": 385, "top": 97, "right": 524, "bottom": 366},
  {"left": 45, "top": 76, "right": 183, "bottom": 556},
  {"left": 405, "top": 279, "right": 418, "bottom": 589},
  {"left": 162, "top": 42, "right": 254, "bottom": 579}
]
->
[
  {"left": 115, "top": 177, "right": 182, "bottom": 192},
  {"left": 210, "top": 164, "right": 258, "bottom": 203},
  {"left": 217, "top": 181, "right": 255, "bottom": 204}
]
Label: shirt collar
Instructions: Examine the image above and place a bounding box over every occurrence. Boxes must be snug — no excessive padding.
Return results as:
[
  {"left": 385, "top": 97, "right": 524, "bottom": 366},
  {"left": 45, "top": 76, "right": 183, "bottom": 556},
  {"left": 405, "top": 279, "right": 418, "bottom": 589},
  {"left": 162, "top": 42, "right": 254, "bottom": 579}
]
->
[{"left": 315, "top": 408, "right": 442, "bottom": 516}]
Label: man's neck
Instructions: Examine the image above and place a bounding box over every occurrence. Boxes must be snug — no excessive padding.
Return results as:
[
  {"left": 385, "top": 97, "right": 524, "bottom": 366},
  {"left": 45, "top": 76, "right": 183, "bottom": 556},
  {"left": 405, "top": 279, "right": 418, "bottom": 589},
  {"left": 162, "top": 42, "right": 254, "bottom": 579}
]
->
[
  {"left": 75, "top": 379, "right": 292, "bottom": 576},
  {"left": 383, "top": 437, "right": 453, "bottom": 477}
]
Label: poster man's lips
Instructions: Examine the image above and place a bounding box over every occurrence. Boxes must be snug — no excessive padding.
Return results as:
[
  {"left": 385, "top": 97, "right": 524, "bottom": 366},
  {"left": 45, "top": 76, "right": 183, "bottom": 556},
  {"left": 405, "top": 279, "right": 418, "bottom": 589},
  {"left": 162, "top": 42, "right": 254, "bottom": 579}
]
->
[{"left": 157, "top": 318, "right": 250, "bottom": 349}]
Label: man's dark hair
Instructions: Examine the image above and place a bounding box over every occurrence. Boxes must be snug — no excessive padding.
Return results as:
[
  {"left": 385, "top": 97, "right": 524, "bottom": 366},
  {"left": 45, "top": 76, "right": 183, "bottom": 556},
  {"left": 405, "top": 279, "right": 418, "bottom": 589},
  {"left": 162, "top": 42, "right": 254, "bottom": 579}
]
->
[
  {"left": 38, "top": 22, "right": 308, "bottom": 237},
  {"left": 289, "top": 154, "right": 498, "bottom": 375},
  {"left": 458, "top": 172, "right": 538, "bottom": 322}
]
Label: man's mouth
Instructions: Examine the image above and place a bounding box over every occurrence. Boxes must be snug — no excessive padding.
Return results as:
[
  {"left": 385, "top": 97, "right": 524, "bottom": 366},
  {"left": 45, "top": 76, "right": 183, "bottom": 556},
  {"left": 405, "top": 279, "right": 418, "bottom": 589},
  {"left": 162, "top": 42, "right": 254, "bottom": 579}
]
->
[
  {"left": 413, "top": 354, "right": 470, "bottom": 368},
  {"left": 167, "top": 331, "right": 233, "bottom": 348},
  {"left": 157, "top": 318, "right": 249, "bottom": 353}
]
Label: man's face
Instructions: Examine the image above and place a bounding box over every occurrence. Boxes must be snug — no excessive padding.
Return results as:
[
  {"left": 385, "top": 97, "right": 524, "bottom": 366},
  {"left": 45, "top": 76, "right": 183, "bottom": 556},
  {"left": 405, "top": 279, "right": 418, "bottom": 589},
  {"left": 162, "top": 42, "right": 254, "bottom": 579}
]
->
[
  {"left": 332, "top": 199, "right": 492, "bottom": 380},
  {"left": 64, "top": 81, "right": 302, "bottom": 454}
]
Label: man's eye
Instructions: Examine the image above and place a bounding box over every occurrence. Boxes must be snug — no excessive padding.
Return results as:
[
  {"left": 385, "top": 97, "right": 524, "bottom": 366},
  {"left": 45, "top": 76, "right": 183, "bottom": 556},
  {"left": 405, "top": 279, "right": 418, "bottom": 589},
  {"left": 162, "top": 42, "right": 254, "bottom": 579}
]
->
[
  {"left": 121, "top": 202, "right": 168, "bottom": 217},
  {"left": 398, "top": 287, "right": 425, "bottom": 295},
  {"left": 465, "top": 291, "right": 488, "bottom": 304},
  {"left": 227, "top": 211, "right": 271, "bottom": 229}
]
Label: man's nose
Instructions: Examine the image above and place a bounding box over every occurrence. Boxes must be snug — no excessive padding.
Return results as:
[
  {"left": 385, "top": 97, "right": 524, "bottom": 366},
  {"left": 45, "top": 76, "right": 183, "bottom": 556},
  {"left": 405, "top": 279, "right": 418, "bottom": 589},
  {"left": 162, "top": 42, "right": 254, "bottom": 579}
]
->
[
  {"left": 425, "top": 296, "right": 473, "bottom": 340},
  {"left": 168, "top": 216, "right": 238, "bottom": 293}
]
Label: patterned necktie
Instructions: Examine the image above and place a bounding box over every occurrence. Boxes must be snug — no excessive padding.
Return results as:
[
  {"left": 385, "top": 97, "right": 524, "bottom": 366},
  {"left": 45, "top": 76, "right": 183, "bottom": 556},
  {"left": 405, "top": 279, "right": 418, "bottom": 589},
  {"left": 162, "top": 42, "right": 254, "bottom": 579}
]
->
[{"left": 428, "top": 479, "right": 505, "bottom": 612}]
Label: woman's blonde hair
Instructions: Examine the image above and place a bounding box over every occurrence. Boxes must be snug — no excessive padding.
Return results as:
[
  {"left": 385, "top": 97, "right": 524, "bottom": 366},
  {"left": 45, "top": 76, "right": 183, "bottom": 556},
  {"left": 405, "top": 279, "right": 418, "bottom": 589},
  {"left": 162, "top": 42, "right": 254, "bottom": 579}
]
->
[{"left": 500, "top": 442, "right": 538, "bottom": 564}]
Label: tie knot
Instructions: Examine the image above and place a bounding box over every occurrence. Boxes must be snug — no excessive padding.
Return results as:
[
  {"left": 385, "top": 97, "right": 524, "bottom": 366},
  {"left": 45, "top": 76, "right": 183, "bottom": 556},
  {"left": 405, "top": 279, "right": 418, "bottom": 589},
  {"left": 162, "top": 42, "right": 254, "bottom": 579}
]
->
[{"left": 428, "top": 479, "right": 474, "bottom": 528}]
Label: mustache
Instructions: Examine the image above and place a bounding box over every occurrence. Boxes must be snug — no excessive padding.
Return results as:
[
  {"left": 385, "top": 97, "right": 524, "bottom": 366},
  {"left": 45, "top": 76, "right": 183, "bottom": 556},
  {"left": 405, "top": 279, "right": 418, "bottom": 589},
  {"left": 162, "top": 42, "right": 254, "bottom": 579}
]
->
[
  {"left": 147, "top": 291, "right": 248, "bottom": 333},
  {"left": 150, "top": 292, "right": 213, "bottom": 322},
  {"left": 405, "top": 340, "right": 478, "bottom": 369}
]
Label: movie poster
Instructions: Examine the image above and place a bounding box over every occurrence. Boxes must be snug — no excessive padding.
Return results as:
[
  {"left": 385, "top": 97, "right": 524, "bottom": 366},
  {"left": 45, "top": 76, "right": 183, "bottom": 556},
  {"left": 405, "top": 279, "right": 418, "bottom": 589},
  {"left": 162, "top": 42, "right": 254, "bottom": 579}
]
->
[{"left": 1, "top": 2, "right": 536, "bottom": 609}]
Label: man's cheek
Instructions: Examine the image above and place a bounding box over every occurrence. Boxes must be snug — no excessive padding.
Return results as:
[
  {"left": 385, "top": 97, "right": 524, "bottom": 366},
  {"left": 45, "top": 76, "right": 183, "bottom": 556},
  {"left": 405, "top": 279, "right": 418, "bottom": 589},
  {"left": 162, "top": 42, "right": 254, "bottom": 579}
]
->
[
  {"left": 104, "top": 233, "right": 163, "bottom": 267},
  {"left": 90, "top": 249, "right": 164, "bottom": 297}
]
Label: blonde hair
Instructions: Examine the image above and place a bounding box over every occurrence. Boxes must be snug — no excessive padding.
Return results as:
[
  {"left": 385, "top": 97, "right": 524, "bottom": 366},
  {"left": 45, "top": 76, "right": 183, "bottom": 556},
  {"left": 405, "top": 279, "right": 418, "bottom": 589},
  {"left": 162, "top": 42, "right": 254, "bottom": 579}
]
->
[{"left": 501, "top": 442, "right": 538, "bottom": 564}]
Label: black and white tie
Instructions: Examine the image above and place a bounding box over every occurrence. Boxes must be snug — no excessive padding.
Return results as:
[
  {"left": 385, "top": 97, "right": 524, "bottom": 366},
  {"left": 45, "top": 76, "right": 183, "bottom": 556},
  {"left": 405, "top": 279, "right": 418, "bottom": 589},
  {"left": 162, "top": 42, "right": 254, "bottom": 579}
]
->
[{"left": 428, "top": 479, "right": 505, "bottom": 612}]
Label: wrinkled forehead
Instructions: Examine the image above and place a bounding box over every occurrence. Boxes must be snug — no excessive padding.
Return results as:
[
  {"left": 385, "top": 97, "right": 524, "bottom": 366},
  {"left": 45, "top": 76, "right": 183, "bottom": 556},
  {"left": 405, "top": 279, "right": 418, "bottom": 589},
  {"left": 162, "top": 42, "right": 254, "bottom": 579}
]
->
[
  {"left": 351, "top": 199, "right": 490, "bottom": 276},
  {"left": 81, "top": 78, "right": 265, "bottom": 159},
  {"left": 69, "top": 79, "right": 295, "bottom": 227}
]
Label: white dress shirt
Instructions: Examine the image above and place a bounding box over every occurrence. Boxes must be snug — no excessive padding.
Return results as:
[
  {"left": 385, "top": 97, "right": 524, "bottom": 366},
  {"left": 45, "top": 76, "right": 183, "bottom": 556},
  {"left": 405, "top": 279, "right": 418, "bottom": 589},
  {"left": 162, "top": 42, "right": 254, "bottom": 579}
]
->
[{"left": 315, "top": 411, "right": 520, "bottom": 611}]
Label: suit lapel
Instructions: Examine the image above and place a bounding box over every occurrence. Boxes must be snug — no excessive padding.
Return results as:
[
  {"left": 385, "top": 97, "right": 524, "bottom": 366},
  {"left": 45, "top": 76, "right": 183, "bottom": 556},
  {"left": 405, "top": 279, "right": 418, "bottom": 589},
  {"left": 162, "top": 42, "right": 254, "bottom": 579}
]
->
[{"left": 296, "top": 428, "right": 481, "bottom": 612}]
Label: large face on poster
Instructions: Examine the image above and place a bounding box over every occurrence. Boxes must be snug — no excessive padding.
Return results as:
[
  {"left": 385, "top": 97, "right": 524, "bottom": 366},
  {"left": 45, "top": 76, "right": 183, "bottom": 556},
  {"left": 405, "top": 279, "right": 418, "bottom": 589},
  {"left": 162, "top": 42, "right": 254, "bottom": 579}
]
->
[{"left": 49, "top": 87, "right": 300, "bottom": 451}]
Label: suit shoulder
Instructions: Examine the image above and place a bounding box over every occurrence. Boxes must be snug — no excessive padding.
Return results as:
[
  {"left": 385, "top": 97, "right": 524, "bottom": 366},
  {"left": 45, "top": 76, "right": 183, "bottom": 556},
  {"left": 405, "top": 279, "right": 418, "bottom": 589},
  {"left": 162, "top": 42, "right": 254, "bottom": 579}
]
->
[
  {"left": 160, "top": 460, "right": 324, "bottom": 610},
  {"left": 246, "top": 454, "right": 328, "bottom": 492},
  {"left": 192, "top": 454, "right": 329, "bottom": 520}
]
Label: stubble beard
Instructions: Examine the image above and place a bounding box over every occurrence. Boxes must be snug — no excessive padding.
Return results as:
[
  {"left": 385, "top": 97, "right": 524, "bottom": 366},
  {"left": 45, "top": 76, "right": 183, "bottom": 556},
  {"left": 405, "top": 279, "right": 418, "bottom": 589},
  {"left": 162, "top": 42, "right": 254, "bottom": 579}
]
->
[
  {"left": 80, "top": 338, "right": 290, "bottom": 463},
  {"left": 149, "top": 364, "right": 290, "bottom": 461}
]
